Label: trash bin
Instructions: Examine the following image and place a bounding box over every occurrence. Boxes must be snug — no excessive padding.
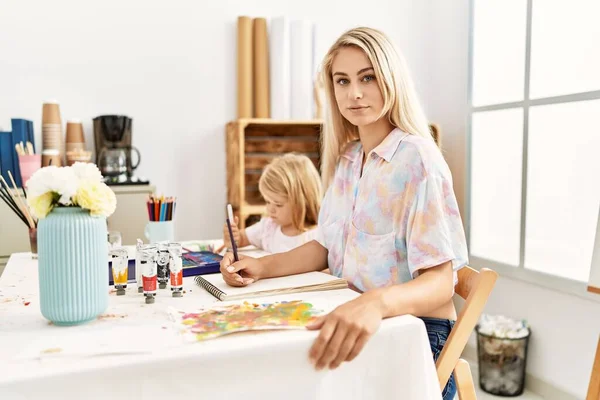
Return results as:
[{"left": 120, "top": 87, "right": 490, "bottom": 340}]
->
[{"left": 476, "top": 314, "right": 531, "bottom": 397}]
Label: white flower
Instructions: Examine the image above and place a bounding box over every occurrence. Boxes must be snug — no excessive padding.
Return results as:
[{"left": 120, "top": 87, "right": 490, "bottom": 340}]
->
[
  {"left": 71, "top": 162, "right": 103, "bottom": 183},
  {"left": 26, "top": 166, "right": 77, "bottom": 205},
  {"left": 28, "top": 192, "right": 54, "bottom": 219},
  {"left": 26, "top": 164, "right": 116, "bottom": 219},
  {"left": 73, "top": 180, "right": 117, "bottom": 217}
]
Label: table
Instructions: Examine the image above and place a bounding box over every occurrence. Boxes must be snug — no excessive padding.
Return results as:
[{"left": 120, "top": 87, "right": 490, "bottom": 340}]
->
[{"left": 0, "top": 253, "right": 442, "bottom": 400}]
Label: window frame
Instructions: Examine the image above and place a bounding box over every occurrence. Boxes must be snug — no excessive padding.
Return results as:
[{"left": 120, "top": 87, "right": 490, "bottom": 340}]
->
[{"left": 466, "top": 0, "right": 600, "bottom": 302}]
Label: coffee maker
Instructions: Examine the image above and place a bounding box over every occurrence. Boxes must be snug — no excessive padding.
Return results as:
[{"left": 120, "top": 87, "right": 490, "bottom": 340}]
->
[{"left": 93, "top": 115, "right": 149, "bottom": 185}]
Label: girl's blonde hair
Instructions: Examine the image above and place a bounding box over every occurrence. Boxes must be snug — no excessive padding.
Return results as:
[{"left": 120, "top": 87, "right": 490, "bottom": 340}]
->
[
  {"left": 258, "top": 153, "right": 322, "bottom": 231},
  {"left": 320, "top": 27, "right": 434, "bottom": 189}
]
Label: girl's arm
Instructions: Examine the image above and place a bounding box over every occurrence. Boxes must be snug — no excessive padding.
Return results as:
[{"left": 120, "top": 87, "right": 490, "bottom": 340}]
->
[
  {"left": 220, "top": 240, "right": 328, "bottom": 286},
  {"left": 237, "top": 228, "right": 251, "bottom": 248},
  {"left": 259, "top": 240, "right": 328, "bottom": 278},
  {"left": 222, "top": 217, "right": 251, "bottom": 248}
]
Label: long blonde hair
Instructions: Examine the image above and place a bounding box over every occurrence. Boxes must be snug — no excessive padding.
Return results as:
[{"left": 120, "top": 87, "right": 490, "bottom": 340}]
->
[
  {"left": 320, "top": 27, "right": 433, "bottom": 189},
  {"left": 258, "top": 153, "right": 322, "bottom": 231}
]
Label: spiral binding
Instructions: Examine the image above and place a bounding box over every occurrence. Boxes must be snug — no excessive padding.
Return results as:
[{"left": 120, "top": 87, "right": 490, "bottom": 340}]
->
[{"left": 194, "top": 276, "right": 225, "bottom": 300}]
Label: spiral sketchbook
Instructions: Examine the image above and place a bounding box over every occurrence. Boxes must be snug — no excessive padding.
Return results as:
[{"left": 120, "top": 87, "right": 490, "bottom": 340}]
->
[{"left": 194, "top": 272, "right": 348, "bottom": 301}]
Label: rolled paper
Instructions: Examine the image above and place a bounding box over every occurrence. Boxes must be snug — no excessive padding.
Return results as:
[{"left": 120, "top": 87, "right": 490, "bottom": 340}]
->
[
  {"left": 237, "top": 16, "right": 253, "bottom": 118},
  {"left": 290, "top": 20, "right": 314, "bottom": 120},
  {"left": 253, "top": 18, "right": 270, "bottom": 118},
  {"left": 270, "top": 17, "right": 291, "bottom": 119}
]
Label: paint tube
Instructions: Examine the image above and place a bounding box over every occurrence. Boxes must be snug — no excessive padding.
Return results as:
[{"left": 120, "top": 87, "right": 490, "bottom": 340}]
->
[
  {"left": 169, "top": 243, "right": 183, "bottom": 297},
  {"left": 156, "top": 244, "right": 171, "bottom": 289},
  {"left": 135, "top": 239, "right": 144, "bottom": 293},
  {"left": 110, "top": 247, "right": 129, "bottom": 296},
  {"left": 141, "top": 245, "right": 158, "bottom": 304}
]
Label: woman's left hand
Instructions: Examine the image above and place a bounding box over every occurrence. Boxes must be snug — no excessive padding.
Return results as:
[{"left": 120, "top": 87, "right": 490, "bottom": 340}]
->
[{"left": 306, "top": 292, "right": 384, "bottom": 370}]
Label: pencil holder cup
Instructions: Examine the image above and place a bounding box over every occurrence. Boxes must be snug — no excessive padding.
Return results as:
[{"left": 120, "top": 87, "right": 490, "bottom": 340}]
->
[
  {"left": 145, "top": 221, "right": 174, "bottom": 244},
  {"left": 29, "top": 227, "right": 38, "bottom": 259},
  {"left": 19, "top": 154, "right": 42, "bottom": 187}
]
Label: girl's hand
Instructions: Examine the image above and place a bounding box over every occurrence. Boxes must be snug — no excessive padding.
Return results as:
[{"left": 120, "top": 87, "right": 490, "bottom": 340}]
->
[
  {"left": 306, "top": 292, "right": 384, "bottom": 370},
  {"left": 223, "top": 216, "right": 241, "bottom": 248},
  {"left": 219, "top": 252, "right": 264, "bottom": 286}
]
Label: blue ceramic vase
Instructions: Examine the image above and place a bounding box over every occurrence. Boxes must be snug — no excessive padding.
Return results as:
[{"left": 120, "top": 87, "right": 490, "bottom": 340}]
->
[{"left": 38, "top": 207, "right": 108, "bottom": 326}]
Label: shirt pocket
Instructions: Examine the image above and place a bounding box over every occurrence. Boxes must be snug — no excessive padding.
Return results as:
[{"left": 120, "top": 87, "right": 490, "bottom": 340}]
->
[{"left": 343, "top": 221, "right": 398, "bottom": 291}]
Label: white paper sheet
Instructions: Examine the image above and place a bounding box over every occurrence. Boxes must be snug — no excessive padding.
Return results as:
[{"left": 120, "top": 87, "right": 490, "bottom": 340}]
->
[
  {"left": 290, "top": 19, "right": 315, "bottom": 120},
  {"left": 269, "top": 17, "right": 291, "bottom": 119}
]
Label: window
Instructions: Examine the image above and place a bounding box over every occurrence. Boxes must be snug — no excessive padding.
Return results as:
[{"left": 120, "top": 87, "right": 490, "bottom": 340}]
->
[{"left": 468, "top": 0, "right": 600, "bottom": 286}]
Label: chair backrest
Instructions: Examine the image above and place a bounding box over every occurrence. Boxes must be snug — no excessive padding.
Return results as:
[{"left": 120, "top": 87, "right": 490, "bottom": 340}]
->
[{"left": 435, "top": 265, "right": 498, "bottom": 391}]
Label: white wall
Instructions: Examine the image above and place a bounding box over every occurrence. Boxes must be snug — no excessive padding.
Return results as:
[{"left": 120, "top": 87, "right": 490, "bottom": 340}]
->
[
  {"left": 0, "top": 0, "right": 429, "bottom": 241},
  {"left": 426, "top": 1, "right": 599, "bottom": 398}
]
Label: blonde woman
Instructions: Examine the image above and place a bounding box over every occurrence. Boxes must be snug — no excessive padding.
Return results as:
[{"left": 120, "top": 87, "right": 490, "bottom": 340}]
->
[
  {"left": 223, "top": 153, "right": 322, "bottom": 254},
  {"left": 220, "top": 27, "right": 467, "bottom": 399}
]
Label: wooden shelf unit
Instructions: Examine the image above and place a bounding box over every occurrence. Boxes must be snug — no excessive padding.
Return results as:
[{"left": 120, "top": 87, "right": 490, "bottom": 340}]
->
[{"left": 226, "top": 118, "right": 323, "bottom": 229}]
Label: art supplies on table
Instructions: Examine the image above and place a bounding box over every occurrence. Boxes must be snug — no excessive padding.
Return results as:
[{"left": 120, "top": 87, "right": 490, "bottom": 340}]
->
[
  {"left": 169, "top": 243, "right": 184, "bottom": 297},
  {"left": 108, "top": 258, "right": 136, "bottom": 286},
  {"left": 225, "top": 203, "right": 239, "bottom": 262},
  {"left": 0, "top": 171, "right": 36, "bottom": 231},
  {"left": 146, "top": 195, "right": 176, "bottom": 221},
  {"left": 156, "top": 246, "right": 171, "bottom": 289},
  {"left": 194, "top": 271, "right": 348, "bottom": 301},
  {"left": 109, "top": 248, "right": 129, "bottom": 295},
  {"left": 135, "top": 239, "right": 146, "bottom": 292},
  {"left": 145, "top": 220, "right": 174, "bottom": 243},
  {"left": 169, "top": 300, "right": 324, "bottom": 341},
  {"left": 181, "top": 251, "right": 223, "bottom": 275},
  {"left": 140, "top": 244, "right": 158, "bottom": 304},
  {"left": 108, "top": 247, "right": 224, "bottom": 286}
]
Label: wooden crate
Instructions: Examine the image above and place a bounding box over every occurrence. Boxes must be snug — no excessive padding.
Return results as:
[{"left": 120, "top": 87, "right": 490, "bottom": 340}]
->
[{"left": 226, "top": 118, "right": 323, "bottom": 228}]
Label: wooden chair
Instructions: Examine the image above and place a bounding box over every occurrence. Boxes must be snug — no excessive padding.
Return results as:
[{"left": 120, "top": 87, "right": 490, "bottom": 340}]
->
[
  {"left": 454, "top": 359, "right": 477, "bottom": 399},
  {"left": 436, "top": 266, "right": 498, "bottom": 400},
  {"left": 587, "top": 335, "right": 600, "bottom": 400}
]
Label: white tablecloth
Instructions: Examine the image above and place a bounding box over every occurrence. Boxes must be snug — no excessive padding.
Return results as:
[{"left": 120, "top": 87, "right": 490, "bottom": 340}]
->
[{"left": 0, "top": 253, "right": 441, "bottom": 400}]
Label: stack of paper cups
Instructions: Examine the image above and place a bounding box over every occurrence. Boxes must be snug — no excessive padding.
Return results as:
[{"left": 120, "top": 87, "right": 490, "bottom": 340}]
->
[
  {"left": 41, "top": 150, "right": 61, "bottom": 167},
  {"left": 65, "top": 120, "right": 85, "bottom": 152},
  {"left": 65, "top": 119, "right": 88, "bottom": 166},
  {"left": 66, "top": 151, "right": 92, "bottom": 166},
  {"left": 42, "top": 101, "right": 63, "bottom": 166}
]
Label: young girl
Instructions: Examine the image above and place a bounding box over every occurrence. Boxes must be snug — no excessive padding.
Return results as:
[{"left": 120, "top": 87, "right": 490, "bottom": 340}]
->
[
  {"left": 220, "top": 27, "right": 467, "bottom": 400},
  {"left": 223, "top": 153, "right": 322, "bottom": 254}
]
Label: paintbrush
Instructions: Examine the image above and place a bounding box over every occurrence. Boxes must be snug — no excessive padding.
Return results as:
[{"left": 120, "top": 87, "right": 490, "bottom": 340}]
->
[
  {"left": 5, "top": 172, "right": 35, "bottom": 228},
  {"left": 0, "top": 175, "right": 31, "bottom": 227},
  {"left": 0, "top": 189, "right": 28, "bottom": 226}
]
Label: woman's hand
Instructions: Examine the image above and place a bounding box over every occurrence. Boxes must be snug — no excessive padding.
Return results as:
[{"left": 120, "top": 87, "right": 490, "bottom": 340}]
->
[
  {"left": 223, "top": 216, "right": 241, "bottom": 248},
  {"left": 219, "top": 252, "right": 264, "bottom": 286},
  {"left": 306, "top": 291, "right": 384, "bottom": 370}
]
